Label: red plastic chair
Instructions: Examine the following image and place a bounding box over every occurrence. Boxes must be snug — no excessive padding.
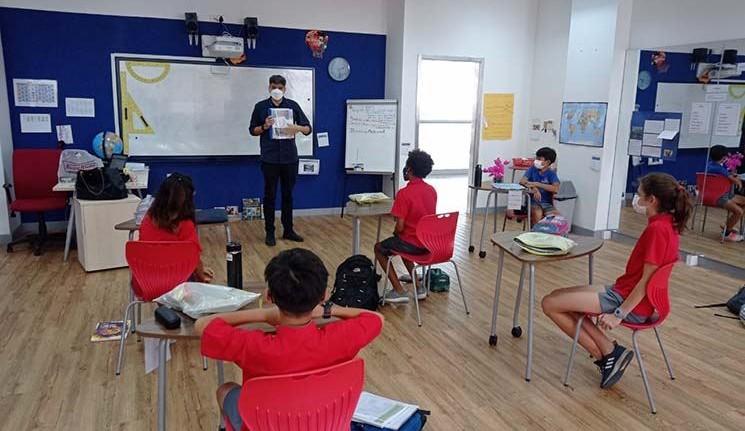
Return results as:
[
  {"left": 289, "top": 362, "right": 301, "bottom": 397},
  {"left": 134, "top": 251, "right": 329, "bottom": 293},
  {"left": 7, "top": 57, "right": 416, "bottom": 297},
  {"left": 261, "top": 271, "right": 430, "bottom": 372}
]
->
[
  {"left": 4, "top": 149, "right": 67, "bottom": 255},
  {"left": 562, "top": 262, "right": 676, "bottom": 414},
  {"left": 224, "top": 358, "right": 365, "bottom": 431},
  {"left": 381, "top": 212, "right": 470, "bottom": 326},
  {"left": 115, "top": 241, "right": 200, "bottom": 376},
  {"left": 692, "top": 172, "right": 733, "bottom": 240}
]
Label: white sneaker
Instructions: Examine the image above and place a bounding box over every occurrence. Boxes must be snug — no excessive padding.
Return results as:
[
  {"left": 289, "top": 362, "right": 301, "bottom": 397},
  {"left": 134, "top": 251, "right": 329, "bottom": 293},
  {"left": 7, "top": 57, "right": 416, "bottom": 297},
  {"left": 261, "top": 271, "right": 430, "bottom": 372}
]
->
[
  {"left": 383, "top": 289, "right": 410, "bottom": 304},
  {"left": 416, "top": 285, "right": 428, "bottom": 300}
]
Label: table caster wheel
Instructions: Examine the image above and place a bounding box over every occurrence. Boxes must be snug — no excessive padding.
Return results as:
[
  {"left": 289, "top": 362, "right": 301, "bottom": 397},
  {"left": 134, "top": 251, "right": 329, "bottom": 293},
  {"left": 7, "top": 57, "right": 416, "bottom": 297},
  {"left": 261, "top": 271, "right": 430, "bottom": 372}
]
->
[
  {"left": 6, "top": 244, "right": 12, "bottom": 253},
  {"left": 468, "top": 245, "right": 475, "bottom": 253},
  {"left": 479, "top": 251, "right": 486, "bottom": 258},
  {"left": 219, "top": 427, "right": 226, "bottom": 431},
  {"left": 488, "top": 335, "right": 498, "bottom": 346},
  {"left": 511, "top": 326, "right": 522, "bottom": 338}
]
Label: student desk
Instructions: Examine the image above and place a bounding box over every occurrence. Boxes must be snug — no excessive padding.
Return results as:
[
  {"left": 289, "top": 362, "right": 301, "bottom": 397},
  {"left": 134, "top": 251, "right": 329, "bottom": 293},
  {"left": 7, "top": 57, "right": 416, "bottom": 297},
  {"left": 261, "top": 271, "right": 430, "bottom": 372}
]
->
[
  {"left": 53, "top": 179, "right": 147, "bottom": 262},
  {"left": 114, "top": 208, "right": 233, "bottom": 243},
  {"left": 488, "top": 231, "right": 603, "bottom": 381},
  {"left": 136, "top": 281, "right": 337, "bottom": 431},
  {"left": 344, "top": 200, "right": 393, "bottom": 255},
  {"left": 468, "top": 183, "right": 532, "bottom": 258}
]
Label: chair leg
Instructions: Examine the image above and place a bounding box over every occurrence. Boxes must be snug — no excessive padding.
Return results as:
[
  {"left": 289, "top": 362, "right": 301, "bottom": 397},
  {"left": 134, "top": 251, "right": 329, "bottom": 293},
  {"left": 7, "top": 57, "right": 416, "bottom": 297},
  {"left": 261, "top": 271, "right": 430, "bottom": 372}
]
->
[
  {"left": 116, "top": 300, "right": 140, "bottom": 376},
  {"left": 411, "top": 265, "right": 422, "bottom": 327},
  {"left": 203, "top": 356, "right": 209, "bottom": 371},
  {"left": 702, "top": 206, "right": 708, "bottom": 234},
  {"left": 381, "top": 258, "right": 393, "bottom": 304},
  {"left": 563, "top": 315, "right": 585, "bottom": 386},
  {"left": 632, "top": 330, "right": 657, "bottom": 414},
  {"left": 512, "top": 264, "right": 525, "bottom": 333},
  {"left": 653, "top": 327, "right": 675, "bottom": 380},
  {"left": 450, "top": 260, "right": 469, "bottom": 315}
]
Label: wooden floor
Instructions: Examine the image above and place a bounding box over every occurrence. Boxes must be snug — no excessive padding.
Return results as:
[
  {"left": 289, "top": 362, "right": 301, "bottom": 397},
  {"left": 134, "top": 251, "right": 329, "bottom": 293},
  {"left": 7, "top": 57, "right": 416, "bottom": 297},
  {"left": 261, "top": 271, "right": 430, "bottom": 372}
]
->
[
  {"left": 1, "top": 213, "right": 744, "bottom": 430},
  {"left": 618, "top": 206, "right": 745, "bottom": 269}
]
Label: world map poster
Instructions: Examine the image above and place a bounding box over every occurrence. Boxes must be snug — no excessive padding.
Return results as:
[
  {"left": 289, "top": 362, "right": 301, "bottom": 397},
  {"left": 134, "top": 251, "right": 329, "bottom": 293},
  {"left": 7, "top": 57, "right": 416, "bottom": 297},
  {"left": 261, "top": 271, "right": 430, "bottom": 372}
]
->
[{"left": 559, "top": 102, "right": 608, "bottom": 147}]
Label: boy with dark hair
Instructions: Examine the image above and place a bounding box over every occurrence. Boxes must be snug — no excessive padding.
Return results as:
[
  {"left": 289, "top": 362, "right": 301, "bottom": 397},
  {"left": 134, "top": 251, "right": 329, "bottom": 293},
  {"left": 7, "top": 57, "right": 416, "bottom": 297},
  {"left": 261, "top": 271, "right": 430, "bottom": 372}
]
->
[
  {"left": 706, "top": 144, "right": 745, "bottom": 242},
  {"left": 519, "top": 146, "right": 560, "bottom": 224},
  {"left": 374, "top": 149, "right": 437, "bottom": 304},
  {"left": 195, "top": 248, "right": 383, "bottom": 431}
]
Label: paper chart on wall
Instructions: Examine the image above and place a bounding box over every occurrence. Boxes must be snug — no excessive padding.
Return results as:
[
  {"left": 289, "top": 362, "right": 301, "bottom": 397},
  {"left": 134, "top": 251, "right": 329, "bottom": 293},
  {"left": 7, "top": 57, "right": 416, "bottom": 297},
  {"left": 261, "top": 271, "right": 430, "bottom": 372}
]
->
[
  {"left": 13, "top": 79, "right": 57, "bottom": 107},
  {"left": 688, "top": 102, "right": 712, "bottom": 135},
  {"left": 65, "top": 97, "right": 96, "bottom": 117},
  {"left": 628, "top": 139, "right": 642, "bottom": 156},
  {"left": 20, "top": 113, "right": 51, "bottom": 133},
  {"left": 482, "top": 93, "right": 514, "bottom": 140},
  {"left": 713, "top": 103, "right": 741, "bottom": 137}
]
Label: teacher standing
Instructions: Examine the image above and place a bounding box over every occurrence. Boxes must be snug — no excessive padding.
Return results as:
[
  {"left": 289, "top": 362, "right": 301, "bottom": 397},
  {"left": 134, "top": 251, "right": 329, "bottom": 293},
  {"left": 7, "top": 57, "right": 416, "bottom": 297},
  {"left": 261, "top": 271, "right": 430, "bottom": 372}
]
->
[{"left": 250, "top": 75, "right": 312, "bottom": 246}]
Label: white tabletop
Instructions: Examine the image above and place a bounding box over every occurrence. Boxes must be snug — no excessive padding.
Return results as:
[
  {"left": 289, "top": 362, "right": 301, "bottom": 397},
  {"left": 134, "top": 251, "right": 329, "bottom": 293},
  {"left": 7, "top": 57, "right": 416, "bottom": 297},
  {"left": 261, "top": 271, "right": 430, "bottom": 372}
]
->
[
  {"left": 53, "top": 180, "right": 147, "bottom": 192},
  {"left": 345, "top": 200, "right": 393, "bottom": 217}
]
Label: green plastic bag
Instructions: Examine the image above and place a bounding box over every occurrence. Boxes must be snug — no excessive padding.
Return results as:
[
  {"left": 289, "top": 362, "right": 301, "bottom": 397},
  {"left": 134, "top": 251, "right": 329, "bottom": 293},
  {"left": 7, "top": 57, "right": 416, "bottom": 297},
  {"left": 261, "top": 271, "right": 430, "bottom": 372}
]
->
[{"left": 426, "top": 268, "right": 450, "bottom": 292}]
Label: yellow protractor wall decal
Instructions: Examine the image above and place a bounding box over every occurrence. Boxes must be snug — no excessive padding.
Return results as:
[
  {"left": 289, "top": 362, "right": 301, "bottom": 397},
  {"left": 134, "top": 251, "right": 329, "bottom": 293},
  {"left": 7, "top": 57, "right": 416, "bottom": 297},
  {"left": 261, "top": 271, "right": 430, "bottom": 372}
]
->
[
  {"left": 125, "top": 61, "right": 171, "bottom": 84},
  {"left": 728, "top": 84, "right": 745, "bottom": 99},
  {"left": 119, "top": 70, "right": 155, "bottom": 153}
]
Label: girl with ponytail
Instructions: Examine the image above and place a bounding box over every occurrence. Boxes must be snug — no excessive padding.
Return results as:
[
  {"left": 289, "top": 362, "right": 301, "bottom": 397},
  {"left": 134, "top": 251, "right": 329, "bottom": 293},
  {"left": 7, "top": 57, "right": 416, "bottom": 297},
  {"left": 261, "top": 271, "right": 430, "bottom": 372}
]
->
[{"left": 541, "top": 173, "right": 690, "bottom": 389}]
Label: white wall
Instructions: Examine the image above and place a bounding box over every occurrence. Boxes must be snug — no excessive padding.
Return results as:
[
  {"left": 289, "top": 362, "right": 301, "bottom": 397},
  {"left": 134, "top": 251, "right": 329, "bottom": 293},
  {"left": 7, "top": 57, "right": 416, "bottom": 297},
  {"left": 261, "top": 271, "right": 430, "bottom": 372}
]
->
[
  {"left": 384, "top": 0, "right": 405, "bottom": 196},
  {"left": 527, "top": 0, "right": 571, "bottom": 155},
  {"left": 629, "top": 0, "right": 745, "bottom": 49},
  {"left": 398, "top": 0, "right": 539, "bottom": 206},
  {"left": 0, "top": 0, "right": 387, "bottom": 34},
  {"left": 0, "top": 29, "right": 15, "bottom": 240}
]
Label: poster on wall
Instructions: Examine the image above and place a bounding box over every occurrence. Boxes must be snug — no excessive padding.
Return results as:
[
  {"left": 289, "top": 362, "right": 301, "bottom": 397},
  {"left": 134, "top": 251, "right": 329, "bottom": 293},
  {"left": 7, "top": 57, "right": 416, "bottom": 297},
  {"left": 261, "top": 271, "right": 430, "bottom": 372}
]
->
[
  {"left": 481, "top": 93, "right": 514, "bottom": 140},
  {"left": 558, "top": 102, "right": 608, "bottom": 147}
]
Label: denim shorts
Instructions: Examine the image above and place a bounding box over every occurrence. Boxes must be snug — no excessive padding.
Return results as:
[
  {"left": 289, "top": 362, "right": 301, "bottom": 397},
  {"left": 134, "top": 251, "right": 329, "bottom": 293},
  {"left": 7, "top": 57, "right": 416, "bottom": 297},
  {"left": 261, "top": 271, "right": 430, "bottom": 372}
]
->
[
  {"left": 378, "top": 235, "right": 428, "bottom": 256},
  {"left": 223, "top": 386, "right": 243, "bottom": 431},
  {"left": 717, "top": 191, "right": 734, "bottom": 208},
  {"left": 598, "top": 285, "right": 649, "bottom": 324}
]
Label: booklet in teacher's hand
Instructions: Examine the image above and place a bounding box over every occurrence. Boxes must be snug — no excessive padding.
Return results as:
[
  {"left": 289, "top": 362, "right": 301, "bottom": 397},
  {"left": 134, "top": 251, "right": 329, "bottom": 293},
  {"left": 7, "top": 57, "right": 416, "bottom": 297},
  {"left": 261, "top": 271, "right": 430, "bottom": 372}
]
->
[{"left": 269, "top": 108, "right": 294, "bottom": 140}]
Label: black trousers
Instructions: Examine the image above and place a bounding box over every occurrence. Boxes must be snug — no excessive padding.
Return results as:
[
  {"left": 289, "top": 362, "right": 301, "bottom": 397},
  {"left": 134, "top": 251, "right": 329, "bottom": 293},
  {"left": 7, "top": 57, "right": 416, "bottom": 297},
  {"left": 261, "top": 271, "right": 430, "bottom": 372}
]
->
[{"left": 261, "top": 162, "right": 298, "bottom": 234}]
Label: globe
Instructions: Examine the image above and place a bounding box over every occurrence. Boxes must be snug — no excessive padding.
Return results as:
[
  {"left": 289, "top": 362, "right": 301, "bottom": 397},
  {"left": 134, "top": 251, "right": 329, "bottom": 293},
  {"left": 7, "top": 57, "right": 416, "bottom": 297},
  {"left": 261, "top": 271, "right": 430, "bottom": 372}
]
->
[{"left": 92, "top": 131, "right": 123, "bottom": 160}]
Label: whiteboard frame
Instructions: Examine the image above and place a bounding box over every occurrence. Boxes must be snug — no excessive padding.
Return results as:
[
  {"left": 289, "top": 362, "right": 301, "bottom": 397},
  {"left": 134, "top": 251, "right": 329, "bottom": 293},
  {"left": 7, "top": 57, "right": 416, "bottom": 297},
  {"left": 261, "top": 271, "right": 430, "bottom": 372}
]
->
[
  {"left": 110, "top": 53, "right": 315, "bottom": 158},
  {"left": 344, "top": 99, "right": 399, "bottom": 175}
]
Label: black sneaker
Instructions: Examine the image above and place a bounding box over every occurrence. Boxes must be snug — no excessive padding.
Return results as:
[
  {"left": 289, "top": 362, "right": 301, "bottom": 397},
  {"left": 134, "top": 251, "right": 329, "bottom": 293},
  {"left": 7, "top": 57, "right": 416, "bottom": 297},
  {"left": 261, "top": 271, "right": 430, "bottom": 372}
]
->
[
  {"left": 599, "top": 344, "right": 634, "bottom": 389},
  {"left": 265, "top": 233, "right": 276, "bottom": 247},
  {"left": 282, "top": 231, "right": 304, "bottom": 242}
]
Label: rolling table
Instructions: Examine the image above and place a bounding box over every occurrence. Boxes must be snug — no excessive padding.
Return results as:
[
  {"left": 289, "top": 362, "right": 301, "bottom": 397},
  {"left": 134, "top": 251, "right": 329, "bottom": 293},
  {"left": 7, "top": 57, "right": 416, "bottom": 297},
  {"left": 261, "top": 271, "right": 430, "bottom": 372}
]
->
[
  {"left": 344, "top": 200, "right": 393, "bottom": 255},
  {"left": 135, "top": 281, "right": 337, "bottom": 431},
  {"left": 469, "top": 183, "right": 532, "bottom": 258},
  {"left": 53, "top": 179, "right": 147, "bottom": 262},
  {"left": 487, "top": 231, "right": 603, "bottom": 381}
]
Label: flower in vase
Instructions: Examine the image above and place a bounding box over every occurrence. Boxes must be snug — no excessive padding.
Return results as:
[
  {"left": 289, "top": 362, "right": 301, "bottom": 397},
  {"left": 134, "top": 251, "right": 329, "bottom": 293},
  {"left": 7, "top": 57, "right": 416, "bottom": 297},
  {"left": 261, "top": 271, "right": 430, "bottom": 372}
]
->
[
  {"left": 723, "top": 152, "right": 743, "bottom": 172},
  {"left": 483, "top": 158, "right": 511, "bottom": 181}
]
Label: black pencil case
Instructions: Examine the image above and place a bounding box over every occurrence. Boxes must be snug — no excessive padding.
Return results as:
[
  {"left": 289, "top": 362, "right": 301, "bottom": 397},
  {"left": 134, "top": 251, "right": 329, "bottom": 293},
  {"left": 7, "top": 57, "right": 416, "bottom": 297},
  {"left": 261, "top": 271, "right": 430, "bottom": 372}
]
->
[{"left": 155, "top": 306, "right": 181, "bottom": 329}]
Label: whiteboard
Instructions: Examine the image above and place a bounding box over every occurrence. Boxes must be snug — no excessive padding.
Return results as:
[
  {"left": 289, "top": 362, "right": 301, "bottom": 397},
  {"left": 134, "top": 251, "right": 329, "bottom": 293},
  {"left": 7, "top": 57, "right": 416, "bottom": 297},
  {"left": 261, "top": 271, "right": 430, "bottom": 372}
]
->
[
  {"left": 114, "top": 57, "right": 314, "bottom": 156},
  {"left": 345, "top": 100, "right": 398, "bottom": 173},
  {"left": 655, "top": 82, "right": 744, "bottom": 149}
]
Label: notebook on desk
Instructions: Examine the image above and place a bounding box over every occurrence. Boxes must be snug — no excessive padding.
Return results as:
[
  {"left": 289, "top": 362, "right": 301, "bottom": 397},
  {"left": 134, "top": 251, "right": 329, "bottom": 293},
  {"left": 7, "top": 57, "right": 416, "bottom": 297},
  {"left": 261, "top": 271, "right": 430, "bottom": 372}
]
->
[{"left": 492, "top": 182, "right": 524, "bottom": 191}]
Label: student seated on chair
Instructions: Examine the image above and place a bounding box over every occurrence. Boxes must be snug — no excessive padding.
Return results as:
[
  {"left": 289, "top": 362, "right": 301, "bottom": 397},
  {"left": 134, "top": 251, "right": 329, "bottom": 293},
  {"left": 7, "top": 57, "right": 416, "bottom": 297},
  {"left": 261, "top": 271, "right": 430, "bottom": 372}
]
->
[
  {"left": 138, "top": 172, "right": 214, "bottom": 282},
  {"left": 195, "top": 248, "right": 383, "bottom": 431},
  {"left": 541, "top": 173, "right": 691, "bottom": 389},
  {"left": 519, "top": 147, "right": 560, "bottom": 225},
  {"left": 374, "top": 149, "right": 437, "bottom": 304},
  {"left": 706, "top": 144, "right": 745, "bottom": 242}
]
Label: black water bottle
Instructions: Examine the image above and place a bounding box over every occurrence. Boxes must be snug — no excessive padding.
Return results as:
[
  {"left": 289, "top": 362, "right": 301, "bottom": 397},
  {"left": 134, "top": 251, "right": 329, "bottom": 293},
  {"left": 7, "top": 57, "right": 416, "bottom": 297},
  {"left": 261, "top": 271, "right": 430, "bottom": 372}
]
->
[
  {"left": 474, "top": 164, "right": 483, "bottom": 187},
  {"left": 226, "top": 242, "right": 243, "bottom": 290}
]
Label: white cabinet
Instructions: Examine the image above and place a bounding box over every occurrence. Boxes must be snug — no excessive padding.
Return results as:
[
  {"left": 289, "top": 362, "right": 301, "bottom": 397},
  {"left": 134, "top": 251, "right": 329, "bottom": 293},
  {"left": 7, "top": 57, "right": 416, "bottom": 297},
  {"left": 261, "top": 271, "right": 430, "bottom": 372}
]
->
[{"left": 74, "top": 195, "right": 140, "bottom": 272}]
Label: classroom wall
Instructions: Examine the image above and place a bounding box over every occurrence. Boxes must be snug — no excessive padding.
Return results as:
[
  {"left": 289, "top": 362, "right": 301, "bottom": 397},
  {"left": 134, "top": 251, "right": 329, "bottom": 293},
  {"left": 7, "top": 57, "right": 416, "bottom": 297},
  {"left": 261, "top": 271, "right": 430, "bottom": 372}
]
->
[
  {"left": 629, "top": 0, "right": 745, "bottom": 50},
  {"left": 0, "top": 30, "right": 12, "bottom": 239},
  {"left": 527, "top": 0, "right": 571, "bottom": 155},
  {"left": 559, "top": 0, "right": 632, "bottom": 231},
  {"left": 398, "top": 0, "right": 539, "bottom": 207},
  {"left": 383, "top": 0, "right": 405, "bottom": 196},
  {"left": 0, "top": 0, "right": 388, "bottom": 35},
  {"left": 0, "top": 8, "right": 386, "bottom": 224}
]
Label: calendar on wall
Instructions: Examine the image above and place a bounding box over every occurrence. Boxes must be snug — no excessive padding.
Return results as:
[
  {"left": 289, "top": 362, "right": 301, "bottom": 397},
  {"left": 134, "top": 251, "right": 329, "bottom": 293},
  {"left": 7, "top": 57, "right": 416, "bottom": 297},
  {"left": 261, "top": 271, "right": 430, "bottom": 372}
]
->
[{"left": 13, "top": 79, "right": 58, "bottom": 108}]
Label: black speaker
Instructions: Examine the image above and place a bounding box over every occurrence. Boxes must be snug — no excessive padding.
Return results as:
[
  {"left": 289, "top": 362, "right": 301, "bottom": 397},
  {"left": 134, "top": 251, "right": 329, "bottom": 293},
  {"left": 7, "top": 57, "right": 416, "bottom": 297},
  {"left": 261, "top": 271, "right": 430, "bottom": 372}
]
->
[
  {"left": 245, "top": 17, "right": 258, "bottom": 49},
  {"left": 691, "top": 48, "right": 710, "bottom": 64},
  {"left": 723, "top": 49, "right": 738, "bottom": 65},
  {"left": 185, "top": 12, "right": 199, "bottom": 46}
]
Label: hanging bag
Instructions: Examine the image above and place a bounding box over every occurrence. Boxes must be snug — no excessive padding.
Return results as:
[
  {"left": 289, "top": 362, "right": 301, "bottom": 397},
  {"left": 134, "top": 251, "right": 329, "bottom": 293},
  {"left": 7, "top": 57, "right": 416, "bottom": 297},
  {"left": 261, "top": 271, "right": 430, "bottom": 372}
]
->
[{"left": 75, "top": 167, "right": 129, "bottom": 200}]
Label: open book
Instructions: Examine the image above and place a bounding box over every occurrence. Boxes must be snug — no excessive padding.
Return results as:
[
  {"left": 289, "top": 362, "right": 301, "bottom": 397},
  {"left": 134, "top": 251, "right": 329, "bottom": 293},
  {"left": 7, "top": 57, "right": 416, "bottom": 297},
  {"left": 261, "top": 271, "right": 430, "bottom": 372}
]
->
[{"left": 353, "top": 392, "right": 418, "bottom": 429}]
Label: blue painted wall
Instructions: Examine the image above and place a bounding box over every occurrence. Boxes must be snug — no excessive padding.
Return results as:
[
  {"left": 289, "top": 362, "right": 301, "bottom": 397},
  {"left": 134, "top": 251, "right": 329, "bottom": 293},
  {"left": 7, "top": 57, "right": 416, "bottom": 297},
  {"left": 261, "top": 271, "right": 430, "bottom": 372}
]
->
[
  {"left": 0, "top": 8, "right": 386, "bottom": 221},
  {"left": 626, "top": 50, "right": 745, "bottom": 192}
]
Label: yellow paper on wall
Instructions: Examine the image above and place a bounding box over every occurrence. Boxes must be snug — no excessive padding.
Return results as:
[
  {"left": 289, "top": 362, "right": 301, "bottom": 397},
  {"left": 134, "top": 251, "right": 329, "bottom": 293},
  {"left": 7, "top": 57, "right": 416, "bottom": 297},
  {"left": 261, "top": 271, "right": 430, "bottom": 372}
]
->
[{"left": 482, "top": 93, "right": 514, "bottom": 140}]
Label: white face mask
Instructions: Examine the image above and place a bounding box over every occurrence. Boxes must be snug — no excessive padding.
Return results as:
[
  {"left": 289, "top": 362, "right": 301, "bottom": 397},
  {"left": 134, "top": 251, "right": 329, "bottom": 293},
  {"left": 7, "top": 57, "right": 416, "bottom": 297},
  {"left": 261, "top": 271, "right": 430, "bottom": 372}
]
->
[
  {"left": 632, "top": 194, "right": 648, "bottom": 215},
  {"left": 533, "top": 160, "right": 545, "bottom": 170},
  {"left": 270, "top": 88, "right": 284, "bottom": 101}
]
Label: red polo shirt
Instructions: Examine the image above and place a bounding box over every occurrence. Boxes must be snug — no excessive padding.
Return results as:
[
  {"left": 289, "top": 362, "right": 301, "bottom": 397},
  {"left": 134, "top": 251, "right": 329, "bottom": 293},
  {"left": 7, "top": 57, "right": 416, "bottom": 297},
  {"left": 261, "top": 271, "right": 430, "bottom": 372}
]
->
[
  {"left": 200, "top": 312, "right": 382, "bottom": 382},
  {"left": 613, "top": 213, "right": 678, "bottom": 317},
  {"left": 138, "top": 214, "right": 201, "bottom": 251},
  {"left": 391, "top": 177, "right": 437, "bottom": 248}
]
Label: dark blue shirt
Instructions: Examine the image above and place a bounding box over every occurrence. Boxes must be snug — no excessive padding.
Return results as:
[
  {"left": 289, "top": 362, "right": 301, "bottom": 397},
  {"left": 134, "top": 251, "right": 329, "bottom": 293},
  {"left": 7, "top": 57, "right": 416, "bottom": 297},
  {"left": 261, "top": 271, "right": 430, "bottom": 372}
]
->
[
  {"left": 707, "top": 161, "right": 730, "bottom": 177},
  {"left": 522, "top": 166, "right": 560, "bottom": 204},
  {"left": 250, "top": 98, "right": 312, "bottom": 164}
]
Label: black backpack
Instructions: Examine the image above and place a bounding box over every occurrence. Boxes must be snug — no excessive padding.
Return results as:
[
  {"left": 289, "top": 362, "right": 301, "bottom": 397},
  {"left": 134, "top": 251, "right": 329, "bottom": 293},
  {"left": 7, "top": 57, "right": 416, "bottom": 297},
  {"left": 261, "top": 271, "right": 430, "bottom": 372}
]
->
[
  {"left": 330, "top": 255, "right": 379, "bottom": 310},
  {"left": 695, "top": 285, "right": 745, "bottom": 317}
]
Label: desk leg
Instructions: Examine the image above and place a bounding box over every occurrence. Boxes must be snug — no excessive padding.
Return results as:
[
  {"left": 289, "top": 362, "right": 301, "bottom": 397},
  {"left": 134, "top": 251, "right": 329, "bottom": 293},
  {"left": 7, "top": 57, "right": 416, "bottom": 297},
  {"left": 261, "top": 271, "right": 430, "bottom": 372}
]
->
[
  {"left": 527, "top": 195, "right": 532, "bottom": 231},
  {"left": 511, "top": 264, "right": 525, "bottom": 338},
  {"left": 589, "top": 254, "right": 594, "bottom": 285},
  {"left": 493, "top": 194, "right": 498, "bottom": 233},
  {"left": 63, "top": 198, "right": 75, "bottom": 261},
  {"left": 488, "top": 249, "right": 505, "bottom": 346},
  {"left": 375, "top": 215, "right": 382, "bottom": 245},
  {"left": 127, "top": 231, "right": 135, "bottom": 334},
  {"left": 479, "top": 191, "right": 495, "bottom": 258},
  {"left": 525, "top": 264, "right": 536, "bottom": 382},
  {"left": 468, "top": 187, "right": 478, "bottom": 252},
  {"left": 352, "top": 216, "right": 361, "bottom": 255},
  {"left": 225, "top": 224, "right": 232, "bottom": 244},
  {"left": 157, "top": 339, "right": 167, "bottom": 431},
  {"left": 217, "top": 360, "right": 226, "bottom": 430}
]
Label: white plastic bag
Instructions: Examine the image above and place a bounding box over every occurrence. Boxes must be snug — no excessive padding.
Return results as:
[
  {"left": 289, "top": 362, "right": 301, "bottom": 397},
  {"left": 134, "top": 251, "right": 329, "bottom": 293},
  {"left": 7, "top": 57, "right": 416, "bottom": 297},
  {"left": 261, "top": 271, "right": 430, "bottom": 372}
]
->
[
  {"left": 57, "top": 149, "right": 103, "bottom": 181},
  {"left": 134, "top": 194, "right": 154, "bottom": 224},
  {"left": 155, "top": 282, "right": 261, "bottom": 319}
]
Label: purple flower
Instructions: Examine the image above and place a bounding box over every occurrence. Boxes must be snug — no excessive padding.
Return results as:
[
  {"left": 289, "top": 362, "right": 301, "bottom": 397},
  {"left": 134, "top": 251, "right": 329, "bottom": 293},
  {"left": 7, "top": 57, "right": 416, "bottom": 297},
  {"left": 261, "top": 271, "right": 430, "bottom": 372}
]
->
[{"left": 483, "top": 157, "right": 511, "bottom": 179}]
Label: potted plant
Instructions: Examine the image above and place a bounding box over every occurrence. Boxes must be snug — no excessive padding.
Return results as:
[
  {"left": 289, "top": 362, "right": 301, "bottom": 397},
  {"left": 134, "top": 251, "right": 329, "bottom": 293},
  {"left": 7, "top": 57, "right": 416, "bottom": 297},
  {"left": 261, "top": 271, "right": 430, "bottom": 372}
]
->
[{"left": 483, "top": 158, "right": 510, "bottom": 183}]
